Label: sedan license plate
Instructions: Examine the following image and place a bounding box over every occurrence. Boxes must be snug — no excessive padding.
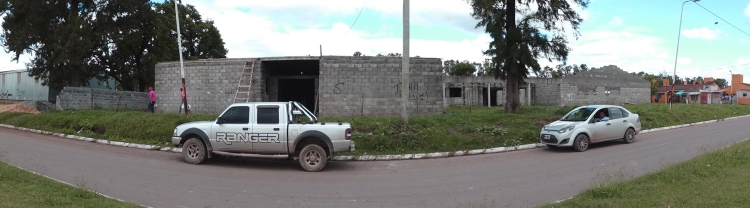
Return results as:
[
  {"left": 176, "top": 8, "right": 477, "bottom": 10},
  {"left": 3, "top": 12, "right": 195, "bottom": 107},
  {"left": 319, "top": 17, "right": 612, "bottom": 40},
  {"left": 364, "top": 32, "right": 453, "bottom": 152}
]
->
[{"left": 543, "top": 135, "right": 550, "bottom": 140}]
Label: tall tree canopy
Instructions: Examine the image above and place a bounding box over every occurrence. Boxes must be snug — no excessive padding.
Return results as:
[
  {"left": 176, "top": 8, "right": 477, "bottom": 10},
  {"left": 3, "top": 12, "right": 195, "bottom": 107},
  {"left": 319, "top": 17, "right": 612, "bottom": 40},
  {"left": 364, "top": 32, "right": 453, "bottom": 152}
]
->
[
  {"left": 0, "top": 0, "right": 228, "bottom": 92},
  {"left": 468, "top": 0, "right": 589, "bottom": 113}
]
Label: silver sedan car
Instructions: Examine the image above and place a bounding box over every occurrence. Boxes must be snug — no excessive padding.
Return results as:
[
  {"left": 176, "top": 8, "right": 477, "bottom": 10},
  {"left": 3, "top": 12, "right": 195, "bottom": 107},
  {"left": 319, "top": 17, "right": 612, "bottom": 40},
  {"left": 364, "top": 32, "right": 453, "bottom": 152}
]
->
[{"left": 540, "top": 105, "right": 642, "bottom": 152}]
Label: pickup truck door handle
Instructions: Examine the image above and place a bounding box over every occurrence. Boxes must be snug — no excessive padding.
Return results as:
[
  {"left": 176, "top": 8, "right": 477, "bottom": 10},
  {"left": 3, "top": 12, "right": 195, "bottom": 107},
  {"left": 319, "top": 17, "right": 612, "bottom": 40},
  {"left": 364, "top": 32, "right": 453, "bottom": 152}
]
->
[
  {"left": 273, "top": 128, "right": 280, "bottom": 131},
  {"left": 623, "top": 120, "right": 627, "bottom": 123},
  {"left": 606, "top": 123, "right": 611, "bottom": 126},
  {"left": 242, "top": 127, "right": 248, "bottom": 131}
]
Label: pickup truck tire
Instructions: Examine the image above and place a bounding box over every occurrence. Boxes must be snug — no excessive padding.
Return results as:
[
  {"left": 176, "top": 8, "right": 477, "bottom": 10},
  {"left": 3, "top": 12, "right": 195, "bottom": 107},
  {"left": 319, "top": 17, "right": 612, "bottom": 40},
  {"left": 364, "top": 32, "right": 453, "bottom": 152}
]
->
[
  {"left": 299, "top": 144, "right": 327, "bottom": 172},
  {"left": 183, "top": 137, "right": 207, "bottom": 164}
]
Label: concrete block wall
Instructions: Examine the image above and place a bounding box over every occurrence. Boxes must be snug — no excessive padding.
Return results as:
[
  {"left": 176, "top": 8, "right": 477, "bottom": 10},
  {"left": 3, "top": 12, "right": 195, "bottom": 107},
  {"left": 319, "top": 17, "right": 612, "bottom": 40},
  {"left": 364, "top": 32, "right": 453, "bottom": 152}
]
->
[
  {"left": 56, "top": 87, "right": 148, "bottom": 110},
  {"left": 529, "top": 78, "right": 562, "bottom": 105},
  {"left": 559, "top": 65, "right": 650, "bottom": 106},
  {"left": 154, "top": 58, "right": 260, "bottom": 115},
  {"left": 317, "top": 56, "right": 444, "bottom": 117}
]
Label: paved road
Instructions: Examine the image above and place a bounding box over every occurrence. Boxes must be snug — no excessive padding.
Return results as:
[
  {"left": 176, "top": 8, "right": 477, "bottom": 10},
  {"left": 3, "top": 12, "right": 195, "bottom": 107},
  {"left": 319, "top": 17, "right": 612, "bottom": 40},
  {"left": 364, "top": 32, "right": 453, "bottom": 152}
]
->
[{"left": 1, "top": 117, "right": 750, "bottom": 208}]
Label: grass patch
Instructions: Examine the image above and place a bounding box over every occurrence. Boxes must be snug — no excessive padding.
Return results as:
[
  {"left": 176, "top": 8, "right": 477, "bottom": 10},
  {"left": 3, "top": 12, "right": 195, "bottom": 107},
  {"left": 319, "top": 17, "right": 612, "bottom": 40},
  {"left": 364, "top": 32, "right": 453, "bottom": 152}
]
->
[
  {"left": 538, "top": 139, "right": 750, "bottom": 208},
  {"left": 324, "top": 103, "right": 750, "bottom": 155},
  {"left": 0, "top": 103, "right": 748, "bottom": 154},
  {"left": 0, "top": 109, "right": 216, "bottom": 146},
  {"left": 0, "top": 160, "right": 140, "bottom": 208}
]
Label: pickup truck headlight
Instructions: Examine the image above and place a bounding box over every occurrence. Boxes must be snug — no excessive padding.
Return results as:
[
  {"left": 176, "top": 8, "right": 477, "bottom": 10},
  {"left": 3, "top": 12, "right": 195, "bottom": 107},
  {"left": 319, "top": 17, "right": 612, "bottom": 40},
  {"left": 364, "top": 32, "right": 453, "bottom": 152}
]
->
[
  {"left": 558, "top": 126, "right": 575, "bottom": 134},
  {"left": 173, "top": 128, "right": 178, "bottom": 136}
]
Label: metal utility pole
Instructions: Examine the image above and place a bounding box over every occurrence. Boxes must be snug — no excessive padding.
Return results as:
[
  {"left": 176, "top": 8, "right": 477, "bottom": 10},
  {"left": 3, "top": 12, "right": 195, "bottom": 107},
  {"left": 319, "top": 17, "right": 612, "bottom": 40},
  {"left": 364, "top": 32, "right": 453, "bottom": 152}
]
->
[
  {"left": 175, "top": 0, "right": 188, "bottom": 117},
  {"left": 401, "top": 0, "right": 410, "bottom": 123},
  {"left": 671, "top": 0, "right": 698, "bottom": 110}
]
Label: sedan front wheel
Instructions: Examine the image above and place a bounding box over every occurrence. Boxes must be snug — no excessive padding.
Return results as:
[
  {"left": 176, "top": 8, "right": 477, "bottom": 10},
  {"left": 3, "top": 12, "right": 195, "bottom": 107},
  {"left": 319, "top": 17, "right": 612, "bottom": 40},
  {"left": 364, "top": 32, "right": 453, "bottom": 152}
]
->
[{"left": 573, "top": 134, "right": 589, "bottom": 152}]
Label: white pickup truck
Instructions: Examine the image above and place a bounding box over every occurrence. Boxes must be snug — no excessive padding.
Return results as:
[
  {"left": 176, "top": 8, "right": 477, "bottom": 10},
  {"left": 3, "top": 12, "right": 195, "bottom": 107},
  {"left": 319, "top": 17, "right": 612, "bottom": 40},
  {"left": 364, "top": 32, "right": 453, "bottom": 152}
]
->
[{"left": 171, "top": 101, "right": 355, "bottom": 172}]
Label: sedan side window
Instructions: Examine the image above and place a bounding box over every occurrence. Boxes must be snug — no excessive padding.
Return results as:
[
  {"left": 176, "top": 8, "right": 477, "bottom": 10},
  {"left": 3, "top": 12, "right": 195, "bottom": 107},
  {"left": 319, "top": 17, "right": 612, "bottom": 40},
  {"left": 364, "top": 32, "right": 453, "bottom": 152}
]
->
[
  {"left": 609, "top": 107, "right": 623, "bottom": 120},
  {"left": 220, "top": 106, "right": 249, "bottom": 124},
  {"left": 620, "top": 108, "right": 629, "bottom": 117}
]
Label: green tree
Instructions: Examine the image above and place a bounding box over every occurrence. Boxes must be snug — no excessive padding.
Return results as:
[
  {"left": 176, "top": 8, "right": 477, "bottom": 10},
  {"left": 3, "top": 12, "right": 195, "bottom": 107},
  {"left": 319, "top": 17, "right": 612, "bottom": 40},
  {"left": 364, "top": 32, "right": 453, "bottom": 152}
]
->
[
  {"left": 353, "top": 51, "right": 363, "bottom": 56},
  {"left": 0, "top": 0, "right": 103, "bottom": 91},
  {"left": 714, "top": 78, "right": 728, "bottom": 88},
  {"left": 448, "top": 61, "right": 477, "bottom": 76},
  {"left": 152, "top": 0, "right": 227, "bottom": 61},
  {"left": 468, "top": 0, "right": 589, "bottom": 113},
  {"left": 0, "top": 0, "right": 228, "bottom": 92},
  {"left": 93, "top": 0, "right": 158, "bottom": 91}
]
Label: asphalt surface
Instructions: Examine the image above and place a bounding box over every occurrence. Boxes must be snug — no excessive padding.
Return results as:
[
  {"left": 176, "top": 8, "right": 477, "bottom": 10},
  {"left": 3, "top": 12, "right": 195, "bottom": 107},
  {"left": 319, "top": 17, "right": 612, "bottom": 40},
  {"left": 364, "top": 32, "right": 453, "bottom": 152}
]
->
[{"left": 1, "top": 116, "right": 750, "bottom": 208}]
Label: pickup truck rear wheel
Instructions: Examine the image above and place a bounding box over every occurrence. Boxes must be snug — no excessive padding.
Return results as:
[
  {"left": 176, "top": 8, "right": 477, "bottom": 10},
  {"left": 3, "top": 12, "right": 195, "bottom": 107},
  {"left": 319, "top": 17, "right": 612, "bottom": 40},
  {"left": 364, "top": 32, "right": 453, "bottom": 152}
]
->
[
  {"left": 299, "top": 144, "right": 327, "bottom": 172},
  {"left": 183, "top": 137, "right": 207, "bottom": 164}
]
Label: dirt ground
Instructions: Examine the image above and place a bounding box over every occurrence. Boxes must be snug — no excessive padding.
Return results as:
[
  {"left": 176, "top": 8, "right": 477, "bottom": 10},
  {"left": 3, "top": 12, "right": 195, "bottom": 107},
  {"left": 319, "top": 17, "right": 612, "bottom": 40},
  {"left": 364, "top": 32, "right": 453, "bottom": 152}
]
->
[{"left": 0, "top": 104, "right": 40, "bottom": 114}]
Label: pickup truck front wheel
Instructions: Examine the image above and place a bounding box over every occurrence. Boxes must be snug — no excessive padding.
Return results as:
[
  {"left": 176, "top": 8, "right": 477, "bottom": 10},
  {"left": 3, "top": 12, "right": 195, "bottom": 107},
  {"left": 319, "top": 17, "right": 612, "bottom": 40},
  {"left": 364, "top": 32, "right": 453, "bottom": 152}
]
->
[
  {"left": 299, "top": 144, "right": 327, "bottom": 172},
  {"left": 183, "top": 137, "right": 207, "bottom": 164}
]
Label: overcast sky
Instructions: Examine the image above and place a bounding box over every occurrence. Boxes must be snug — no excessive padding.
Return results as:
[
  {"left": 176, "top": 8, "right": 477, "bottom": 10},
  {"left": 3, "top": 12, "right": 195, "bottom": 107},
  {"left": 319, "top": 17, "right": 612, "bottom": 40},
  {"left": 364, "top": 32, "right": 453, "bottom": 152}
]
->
[{"left": 1, "top": 0, "right": 749, "bottom": 82}]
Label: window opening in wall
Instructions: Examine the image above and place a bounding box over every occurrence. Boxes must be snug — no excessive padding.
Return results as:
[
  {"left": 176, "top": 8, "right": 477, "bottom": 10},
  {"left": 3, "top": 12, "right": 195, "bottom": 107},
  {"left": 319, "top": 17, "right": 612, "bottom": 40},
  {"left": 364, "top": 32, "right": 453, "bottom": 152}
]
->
[
  {"left": 17, "top": 73, "right": 21, "bottom": 85},
  {"left": 744, "top": 93, "right": 747, "bottom": 97},
  {"left": 2, "top": 74, "right": 5, "bottom": 85},
  {"left": 448, "top": 87, "right": 462, "bottom": 97},
  {"left": 604, "top": 86, "right": 621, "bottom": 95}
]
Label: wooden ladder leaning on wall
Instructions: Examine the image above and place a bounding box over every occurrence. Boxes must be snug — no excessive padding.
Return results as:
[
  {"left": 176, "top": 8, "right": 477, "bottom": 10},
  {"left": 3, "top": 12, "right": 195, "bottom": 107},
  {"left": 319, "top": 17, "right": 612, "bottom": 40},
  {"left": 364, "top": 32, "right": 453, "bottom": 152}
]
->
[{"left": 233, "top": 61, "right": 255, "bottom": 103}]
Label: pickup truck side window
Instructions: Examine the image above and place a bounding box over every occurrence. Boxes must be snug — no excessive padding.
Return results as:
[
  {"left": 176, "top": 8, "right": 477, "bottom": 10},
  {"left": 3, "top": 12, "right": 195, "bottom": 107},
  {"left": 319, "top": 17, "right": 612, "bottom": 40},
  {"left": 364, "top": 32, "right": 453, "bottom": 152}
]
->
[
  {"left": 222, "top": 106, "right": 249, "bottom": 124},
  {"left": 257, "top": 107, "right": 279, "bottom": 124}
]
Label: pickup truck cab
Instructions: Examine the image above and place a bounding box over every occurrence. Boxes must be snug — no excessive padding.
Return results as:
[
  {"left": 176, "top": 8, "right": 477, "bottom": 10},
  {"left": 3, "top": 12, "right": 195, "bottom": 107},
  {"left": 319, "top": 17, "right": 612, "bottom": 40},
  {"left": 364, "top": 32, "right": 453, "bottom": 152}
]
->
[{"left": 171, "top": 101, "right": 355, "bottom": 172}]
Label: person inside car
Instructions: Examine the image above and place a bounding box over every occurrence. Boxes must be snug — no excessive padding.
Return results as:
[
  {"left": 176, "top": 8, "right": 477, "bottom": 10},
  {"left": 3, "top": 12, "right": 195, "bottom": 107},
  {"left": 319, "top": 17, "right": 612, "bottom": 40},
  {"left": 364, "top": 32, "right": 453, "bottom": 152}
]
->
[{"left": 594, "top": 110, "right": 609, "bottom": 122}]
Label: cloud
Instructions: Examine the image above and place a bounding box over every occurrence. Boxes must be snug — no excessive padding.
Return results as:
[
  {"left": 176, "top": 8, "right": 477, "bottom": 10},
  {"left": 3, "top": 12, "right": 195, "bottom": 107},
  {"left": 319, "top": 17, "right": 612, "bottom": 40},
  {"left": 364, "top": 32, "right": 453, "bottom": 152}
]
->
[
  {"left": 557, "top": 30, "right": 676, "bottom": 75},
  {"left": 181, "top": 0, "right": 499, "bottom": 63},
  {"left": 681, "top": 27, "right": 723, "bottom": 40},
  {"left": 607, "top": 16, "right": 623, "bottom": 26},
  {"left": 0, "top": 17, "right": 33, "bottom": 72}
]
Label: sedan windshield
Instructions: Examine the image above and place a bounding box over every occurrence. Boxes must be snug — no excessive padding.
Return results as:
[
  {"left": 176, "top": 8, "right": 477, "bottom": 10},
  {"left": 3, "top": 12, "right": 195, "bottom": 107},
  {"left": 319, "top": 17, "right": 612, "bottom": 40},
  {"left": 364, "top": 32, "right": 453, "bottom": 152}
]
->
[{"left": 560, "top": 107, "right": 597, "bottom": 121}]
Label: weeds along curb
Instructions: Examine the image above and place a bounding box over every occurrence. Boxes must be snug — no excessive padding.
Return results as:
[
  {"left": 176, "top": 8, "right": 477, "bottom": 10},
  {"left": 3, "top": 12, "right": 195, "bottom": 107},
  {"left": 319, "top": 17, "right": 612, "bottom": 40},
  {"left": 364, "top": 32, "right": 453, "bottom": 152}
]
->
[
  {"left": 2, "top": 161, "right": 150, "bottom": 208},
  {"left": 2, "top": 114, "right": 750, "bottom": 161}
]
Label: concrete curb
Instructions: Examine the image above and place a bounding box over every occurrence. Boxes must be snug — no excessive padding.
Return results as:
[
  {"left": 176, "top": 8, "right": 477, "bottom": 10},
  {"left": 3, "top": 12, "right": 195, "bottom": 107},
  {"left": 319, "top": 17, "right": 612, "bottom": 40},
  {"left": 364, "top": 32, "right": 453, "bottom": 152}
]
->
[{"left": 2, "top": 114, "right": 750, "bottom": 161}]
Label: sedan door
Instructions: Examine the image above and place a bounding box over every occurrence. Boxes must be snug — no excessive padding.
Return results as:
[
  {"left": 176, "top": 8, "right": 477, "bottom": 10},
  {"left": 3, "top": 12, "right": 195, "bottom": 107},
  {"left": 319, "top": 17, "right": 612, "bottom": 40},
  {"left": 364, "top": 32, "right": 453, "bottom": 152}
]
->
[{"left": 606, "top": 107, "right": 628, "bottom": 139}]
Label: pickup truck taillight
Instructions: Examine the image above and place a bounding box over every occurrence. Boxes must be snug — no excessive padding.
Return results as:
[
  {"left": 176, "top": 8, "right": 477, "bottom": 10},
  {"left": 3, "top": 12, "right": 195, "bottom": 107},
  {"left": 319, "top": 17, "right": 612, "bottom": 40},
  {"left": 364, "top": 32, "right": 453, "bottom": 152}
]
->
[{"left": 345, "top": 128, "right": 352, "bottom": 140}]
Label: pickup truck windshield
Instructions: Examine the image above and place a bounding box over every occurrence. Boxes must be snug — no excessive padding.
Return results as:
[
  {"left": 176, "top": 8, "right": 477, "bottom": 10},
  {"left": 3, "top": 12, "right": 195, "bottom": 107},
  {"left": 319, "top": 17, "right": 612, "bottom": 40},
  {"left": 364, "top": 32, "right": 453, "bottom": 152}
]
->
[{"left": 560, "top": 107, "right": 597, "bottom": 121}]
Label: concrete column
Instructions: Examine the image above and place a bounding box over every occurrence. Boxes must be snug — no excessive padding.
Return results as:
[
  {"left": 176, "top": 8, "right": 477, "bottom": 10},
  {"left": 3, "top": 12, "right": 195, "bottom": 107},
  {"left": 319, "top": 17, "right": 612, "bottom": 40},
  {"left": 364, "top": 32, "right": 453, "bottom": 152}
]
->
[
  {"left": 487, "top": 82, "right": 491, "bottom": 108},
  {"left": 527, "top": 82, "right": 531, "bottom": 106},
  {"left": 442, "top": 82, "right": 447, "bottom": 110}
]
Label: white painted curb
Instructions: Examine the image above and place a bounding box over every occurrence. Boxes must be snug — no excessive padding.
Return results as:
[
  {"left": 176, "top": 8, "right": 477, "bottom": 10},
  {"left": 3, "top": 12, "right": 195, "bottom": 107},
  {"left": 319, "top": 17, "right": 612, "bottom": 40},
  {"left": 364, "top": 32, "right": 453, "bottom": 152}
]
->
[{"left": 2, "top": 114, "right": 750, "bottom": 161}]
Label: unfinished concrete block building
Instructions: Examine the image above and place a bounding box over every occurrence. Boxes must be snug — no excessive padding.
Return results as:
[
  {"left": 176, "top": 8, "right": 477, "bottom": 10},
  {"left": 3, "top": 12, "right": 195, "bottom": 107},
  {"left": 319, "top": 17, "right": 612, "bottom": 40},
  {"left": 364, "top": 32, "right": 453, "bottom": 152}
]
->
[
  {"left": 155, "top": 56, "right": 649, "bottom": 117},
  {"left": 442, "top": 65, "right": 651, "bottom": 107},
  {"left": 154, "top": 56, "right": 444, "bottom": 117}
]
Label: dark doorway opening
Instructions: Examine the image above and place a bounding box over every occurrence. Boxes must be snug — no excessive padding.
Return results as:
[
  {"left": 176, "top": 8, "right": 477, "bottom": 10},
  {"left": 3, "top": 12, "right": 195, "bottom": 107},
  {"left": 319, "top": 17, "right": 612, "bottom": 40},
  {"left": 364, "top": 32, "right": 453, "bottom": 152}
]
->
[
  {"left": 278, "top": 79, "right": 316, "bottom": 111},
  {"left": 482, "top": 87, "right": 500, "bottom": 106}
]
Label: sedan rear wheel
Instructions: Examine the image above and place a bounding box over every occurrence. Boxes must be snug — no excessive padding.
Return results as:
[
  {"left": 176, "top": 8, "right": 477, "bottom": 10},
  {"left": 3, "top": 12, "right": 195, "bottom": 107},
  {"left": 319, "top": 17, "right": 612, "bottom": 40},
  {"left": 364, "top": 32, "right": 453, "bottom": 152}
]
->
[
  {"left": 623, "top": 128, "right": 636, "bottom": 144},
  {"left": 573, "top": 134, "right": 589, "bottom": 152}
]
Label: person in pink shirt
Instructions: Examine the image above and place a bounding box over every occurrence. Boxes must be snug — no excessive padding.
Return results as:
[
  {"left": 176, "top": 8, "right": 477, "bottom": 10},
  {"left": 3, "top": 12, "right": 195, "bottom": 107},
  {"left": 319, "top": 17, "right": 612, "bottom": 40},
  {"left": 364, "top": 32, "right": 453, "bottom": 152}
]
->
[{"left": 148, "top": 86, "right": 156, "bottom": 113}]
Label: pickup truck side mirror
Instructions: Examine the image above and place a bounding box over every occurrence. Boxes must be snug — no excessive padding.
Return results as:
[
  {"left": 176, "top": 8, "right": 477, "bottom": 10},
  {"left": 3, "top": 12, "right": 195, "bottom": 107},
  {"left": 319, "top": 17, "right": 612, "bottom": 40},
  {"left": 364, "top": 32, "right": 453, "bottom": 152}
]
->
[{"left": 216, "top": 117, "right": 225, "bottom": 124}]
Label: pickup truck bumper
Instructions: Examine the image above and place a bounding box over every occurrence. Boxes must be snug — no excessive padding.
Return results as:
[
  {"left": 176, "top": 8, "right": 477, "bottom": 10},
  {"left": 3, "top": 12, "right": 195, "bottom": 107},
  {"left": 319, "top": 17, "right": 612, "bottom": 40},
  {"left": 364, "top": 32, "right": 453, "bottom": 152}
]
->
[
  {"left": 332, "top": 140, "right": 355, "bottom": 152},
  {"left": 171, "top": 136, "right": 182, "bottom": 146}
]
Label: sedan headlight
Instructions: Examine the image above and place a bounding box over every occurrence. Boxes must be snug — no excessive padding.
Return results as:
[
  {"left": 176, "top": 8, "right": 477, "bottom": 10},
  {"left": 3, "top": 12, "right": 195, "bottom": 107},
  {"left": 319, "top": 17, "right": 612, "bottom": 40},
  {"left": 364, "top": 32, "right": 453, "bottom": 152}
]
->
[{"left": 558, "top": 126, "right": 575, "bottom": 134}]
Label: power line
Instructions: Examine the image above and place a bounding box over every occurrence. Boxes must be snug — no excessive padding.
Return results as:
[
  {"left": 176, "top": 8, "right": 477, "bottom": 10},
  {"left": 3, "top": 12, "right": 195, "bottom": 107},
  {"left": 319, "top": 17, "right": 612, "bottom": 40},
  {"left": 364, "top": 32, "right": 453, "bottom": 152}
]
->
[
  {"left": 344, "top": 0, "right": 368, "bottom": 37},
  {"left": 693, "top": 2, "right": 750, "bottom": 38}
]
